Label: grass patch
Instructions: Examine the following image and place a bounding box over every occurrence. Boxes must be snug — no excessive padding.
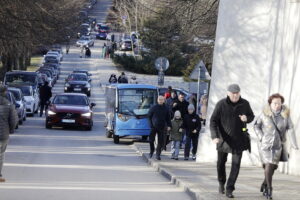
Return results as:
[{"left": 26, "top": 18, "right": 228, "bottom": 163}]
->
[{"left": 27, "top": 56, "right": 43, "bottom": 71}]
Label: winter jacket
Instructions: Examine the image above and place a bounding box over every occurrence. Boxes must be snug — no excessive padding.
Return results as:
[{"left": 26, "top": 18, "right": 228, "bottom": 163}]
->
[
  {"left": 166, "top": 97, "right": 177, "bottom": 117},
  {"left": 109, "top": 76, "right": 117, "bottom": 83},
  {"left": 172, "top": 99, "right": 189, "bottom": 117},
  {"left": 0, "top": 95, "right": 18, "bottom": 140},
  {"left": 148, "top": 104, "right": 171, "bottom": 129},
  {"left": 210, "top": 96, "right": 254, "bottom": 153},
  {"left": 182, "top": 113, "right": 201, "bottom": 137},
  {"left": 118, "top": 75, "right": 128, "bottom": 83},
  {"left": 254, "top": 105, "right": 298, "bottom": 165},
  {"left": 39, "top": 84, "right": 52, "bottom": 103},
  {"left": 170, "top": 119, "right": 183, "bottom": 141}
]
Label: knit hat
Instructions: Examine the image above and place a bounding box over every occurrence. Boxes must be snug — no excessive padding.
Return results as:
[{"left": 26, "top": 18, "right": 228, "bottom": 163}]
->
[
  {"left": 227, "top": 84, "right": 240, "bottom": 93},
  {"left": 188, "top": 104, "right": 195, "bottom": 111},
  {"left": 174, "top": 110, "right": 181, "bottom": 118}
]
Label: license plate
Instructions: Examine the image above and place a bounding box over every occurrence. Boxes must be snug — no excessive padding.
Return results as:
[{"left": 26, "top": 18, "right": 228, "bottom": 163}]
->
[
  {"left": 74, "top": 88, "right": 81, "bottom": 91},
  {"left": 62, "top": 119, "right": 75, "bottom": 123}
]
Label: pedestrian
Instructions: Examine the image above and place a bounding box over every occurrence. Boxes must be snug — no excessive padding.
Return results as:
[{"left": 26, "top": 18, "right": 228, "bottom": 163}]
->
[
  {"left": 129, "top": 76, "right": 138, "bottom": 84},
  {"left": 0, "top": 85, "right": 18, "bottom": 182},
  {"left": 254, "top": 93, "right": 298, "bottom": 199},
  {"left": 102, "top": 43, "right": 107, "bottom": 59},
  {"left": 210, "top": 83, "right": 254, "bottom": 198},
  {"left": 118, "top": 72, "right": 128, "bottom": 84},
  {"left": 164, "top": 86, "right": 172, "bottom": 99},
  {"left": 85, "top": 47, "right": 91, "bottom": 58},
  {"left": 170, "top": 110, "right": 183, "bottom": 160},
  {"left": 80, "top": 45, "right": 84, "bottom": 58},
  {"left": 181, "top": 104, "right": 201, "bottom": 160},
  {"left": 166, "top": 90, "right": 177, "bottom": 118},
  {"left": 39, "top": 81, "right": 52, "bottom": 117},
  {"left": 148, "top": 96, "right": 172, "bottom": 160},
  {"left": 200, "top": 94, "right": 208, "bottom": 126},
  {"left": 189, "top": 93, "right": 197, "bottom": 109},
  {"left": 172, "top": 93, "right": 189, "bottom": 117},
  {"left": 108, "top": 74, "right": 118, "bottom": 84}
]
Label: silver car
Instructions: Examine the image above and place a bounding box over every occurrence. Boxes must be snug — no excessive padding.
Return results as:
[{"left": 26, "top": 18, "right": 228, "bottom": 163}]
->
[{"left": 8, "top": 87, "right": 27, "bottom": 124}]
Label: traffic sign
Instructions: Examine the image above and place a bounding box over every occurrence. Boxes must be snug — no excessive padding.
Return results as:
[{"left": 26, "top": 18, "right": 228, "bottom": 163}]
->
[{"left": 155, "top": 57, "right": 169, "bottom": 71}]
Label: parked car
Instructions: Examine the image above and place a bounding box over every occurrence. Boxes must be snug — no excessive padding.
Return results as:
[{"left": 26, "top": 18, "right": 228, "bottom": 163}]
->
[
  {"left": 43, "top": 55, "right": 60, "bottom": 64},
  {"left": 73, "top": 69, "right": 92, "bottom": 82},
  {"left": 76, "top": 36, "right": 94, "bottom": 47},
  {"left": 8, "top": 87, "right": 26, "bottom": 124},
  {"left": 46, "top": 50, "right": 63, "bottom": 61},
  {"left": 4, "top": 71, "right": 40, "bottom": 91},
  {"left": 5, "top": 91, "right": 19, "bottom": 129},
  {"left": 64, "top": 73, "right": 91, "bottom": 97},
  {"left": 14, "top": 85, "right": 40, "bottom": 116},
  {"left": 45, "top": 93, "right": 96, "bottom": 130},
  {"left": 120, "top": 39, "right": 135, "bottom": 51}
]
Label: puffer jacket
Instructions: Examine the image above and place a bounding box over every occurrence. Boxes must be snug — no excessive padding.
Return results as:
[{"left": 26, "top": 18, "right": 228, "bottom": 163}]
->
[
  {"left": 0, "top": 95, "right": 18, "bottom": 140},
  {"left": 170, "top": 119, "right": 183, "bottom": 141},
  {"left": 254, "top": 105, "right": 299, "bottom": 165}
]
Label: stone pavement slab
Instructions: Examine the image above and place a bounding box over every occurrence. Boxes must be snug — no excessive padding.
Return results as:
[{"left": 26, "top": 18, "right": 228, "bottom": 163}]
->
[{"left": 132, "top": 142, "right": 300, "bottom": 200}]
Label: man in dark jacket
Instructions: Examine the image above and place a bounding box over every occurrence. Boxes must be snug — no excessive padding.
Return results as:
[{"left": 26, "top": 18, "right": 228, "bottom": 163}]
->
[
  {"left": 182, "top": 104, "right": 201, "bottom": 160},
  {"left": 0, "top": 85, "right": 18, "bottom": 182},
  {"left": 210, "top": 84, "right": 254, "bottom": 198},
  {"left": 166, "top": 90, "right": 177, "bottom": 118},
  {"left": 39, "top": 81, "right": 52, "bottom": 117},
  {"left": 148, "top": 96, "right": 171, "bottom": 160},
  {"left": 172, "top": 93, "right": 189, "bottom": 117},
  {"left": 118, "top": 72, "right": 128, "bottom": 84}
]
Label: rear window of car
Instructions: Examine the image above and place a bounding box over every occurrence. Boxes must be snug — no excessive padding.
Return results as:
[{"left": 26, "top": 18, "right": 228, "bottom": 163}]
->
[{"left": 68, "top": 74, "right": 88, "bottom": 81}]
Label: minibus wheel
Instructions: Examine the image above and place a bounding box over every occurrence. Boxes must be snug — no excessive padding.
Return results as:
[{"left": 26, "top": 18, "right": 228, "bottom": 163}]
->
[{"left": 113, "top": 135, "right": 119, "bottom": 144}]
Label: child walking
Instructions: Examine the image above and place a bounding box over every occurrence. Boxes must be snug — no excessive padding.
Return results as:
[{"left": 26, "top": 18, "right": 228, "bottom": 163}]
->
[{"left": 170, "top": 111, "right": 183, "bottom": 160}]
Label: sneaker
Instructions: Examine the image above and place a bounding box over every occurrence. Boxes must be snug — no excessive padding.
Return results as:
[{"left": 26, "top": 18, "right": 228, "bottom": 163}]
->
[
  {"left": 0, "top": 177, "right": 6, "bottom": 182},
  {"left": 192, "top": 155, "right": 196, "bottom": 160},
  {"left": 184, "top": 157, "right": 189, "bottom": 161},
  {"left": 156, "top": 156, "right": 161, "bottom": 161},
  {"left": 175, "top": 158, "right": 179, "bottom": 160},
  {"left": 171, "top": 157, "right": 175, "bottom": 159}
]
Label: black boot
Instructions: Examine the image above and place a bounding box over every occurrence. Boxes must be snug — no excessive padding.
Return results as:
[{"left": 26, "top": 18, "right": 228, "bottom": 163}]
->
[
  {"left": 260, "top": 183, "right": 267, "bottom": 196},
  {"left": 219, "top": 184, "right": 225, "bottom": 194},
  {"left": 266, "top": 187, "right": 273, "bottom": 199}
]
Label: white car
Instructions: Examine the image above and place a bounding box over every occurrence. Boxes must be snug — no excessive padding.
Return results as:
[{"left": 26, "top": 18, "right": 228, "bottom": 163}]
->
[
  {"left": 17, "top": 85, "right": 40, "bottom": 116},
  {"left": 76, "top": 36, "right": 94, "bottom": 47},
  {"left": 46, "top": 51, "right": 63, "bottom": 61}
]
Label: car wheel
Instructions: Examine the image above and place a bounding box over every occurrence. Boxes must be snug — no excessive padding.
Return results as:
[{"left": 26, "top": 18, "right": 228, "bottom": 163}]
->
[
  {"left": 45, "top": 123, "right": 52, "bottom": 129},
  {"left": 113, "top": 134, "right": 119, "bottom": 144},
  {"left": 106, "top": 130, "right": 113, "bottom": 138}
]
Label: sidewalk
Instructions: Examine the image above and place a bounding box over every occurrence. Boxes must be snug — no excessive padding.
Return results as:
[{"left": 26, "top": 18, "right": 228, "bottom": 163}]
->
[{"left": 132, "top": 142, "right": 300, "bottom": 200}]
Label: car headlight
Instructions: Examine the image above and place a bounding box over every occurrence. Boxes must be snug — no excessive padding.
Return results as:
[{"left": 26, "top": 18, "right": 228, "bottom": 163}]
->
[
  {"left": 81, "top": 112, "right": 91, "bottom": 117},
  {"left": 48, "top": 110, "right": 56, "bottom": 115},
  {"left": 65, "top": 83, "right": 70, "bottom": 87}
]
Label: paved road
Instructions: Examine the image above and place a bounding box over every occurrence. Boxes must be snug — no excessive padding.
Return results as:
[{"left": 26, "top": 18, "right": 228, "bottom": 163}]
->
[{"left": 0, "top": 1, "right": 190, "bottom": 200}]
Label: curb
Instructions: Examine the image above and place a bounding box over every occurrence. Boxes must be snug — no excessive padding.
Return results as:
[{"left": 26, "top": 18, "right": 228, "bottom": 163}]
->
[{"left": 132, "top": 144, "right": 199, "bottom": 200}]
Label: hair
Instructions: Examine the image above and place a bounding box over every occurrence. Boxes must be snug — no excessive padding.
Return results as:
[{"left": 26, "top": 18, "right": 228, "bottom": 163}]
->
[{"left": 268, "top": 93, "right": 285, "bottom": 105}]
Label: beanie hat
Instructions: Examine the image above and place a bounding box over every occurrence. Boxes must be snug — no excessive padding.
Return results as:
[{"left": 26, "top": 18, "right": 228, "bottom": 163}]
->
[
  {"left": 174, "top": 110, "right": 181, "bottom": 118},
  {"left": 188, "top": 104, "right": 195, "bottom": 111}
]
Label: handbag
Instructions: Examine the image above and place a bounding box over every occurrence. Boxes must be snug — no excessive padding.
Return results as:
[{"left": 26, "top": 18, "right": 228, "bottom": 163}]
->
[{"left": 270, "top": 117, "right": 289, "bottom": 161}]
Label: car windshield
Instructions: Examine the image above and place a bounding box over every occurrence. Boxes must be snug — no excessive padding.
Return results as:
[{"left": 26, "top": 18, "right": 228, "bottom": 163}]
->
[
  {"left": 19, "top": 87, "right": 32, "bottom": 96},
  {"left": 5, "top": 74, "right": 36, "bottom": 85},
  {"left": 53, "top": 95, "right": 88, "bottom": 105},
  {"left": 68, "top": 74, "right": 88, "bottom": 81},
  {"left": 9, "top": 90, "right": 21, "bottom": 101},
  {"left": 118, "top": 89, "right": 157, "bottom": 116},
  {"left": 100, "top": 26, "right": 109, "bottom": 31},
  {"left": 80, "top": 37, "right": 89, "bottom": 41}
]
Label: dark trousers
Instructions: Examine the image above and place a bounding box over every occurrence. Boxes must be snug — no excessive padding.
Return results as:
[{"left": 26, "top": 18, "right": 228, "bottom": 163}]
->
[
  {"left": 217, "top": 151, "right": 243, "bottom": 192},
  {"left": 40, "top": 101, "right": 48, "bottom": 116},
  {"left": 149, "top": 127, "right": 165, "bottom": 156},
  {"left": 184, "top": 134, "right": 199, "bottom": 157}
]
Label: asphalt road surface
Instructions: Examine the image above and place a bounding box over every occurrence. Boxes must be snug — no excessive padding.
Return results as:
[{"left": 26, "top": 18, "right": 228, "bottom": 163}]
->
[{"left": 0, "top": 1, "right": 190, "bottom": 200}]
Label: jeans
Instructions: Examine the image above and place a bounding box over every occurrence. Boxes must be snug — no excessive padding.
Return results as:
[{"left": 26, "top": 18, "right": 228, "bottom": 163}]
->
[
  {"left": 149, "top": 127, "right": 165, "bottom": 157},
  {"left": 171, "top": 141, "right": 181, "bottom": 158},
  {"left": 40, "top": 101, "right": 49, "bottom": 117},
  {"left": 184, "top": 134, "right": 199, "bottom": 158},
  {"left": 217, "top": 151, "right": 243, "bottom": 192},
  {"left": 0, "top": 139, "right": 9, "bottom": 177}
]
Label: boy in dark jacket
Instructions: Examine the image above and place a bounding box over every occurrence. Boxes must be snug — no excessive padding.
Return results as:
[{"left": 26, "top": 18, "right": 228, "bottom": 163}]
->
[
  {"left": 170, "top": 111, "right": 183, "bottom": 160},
  {"left": 182, "top": 104, "right": 201, "bottom": 160}
]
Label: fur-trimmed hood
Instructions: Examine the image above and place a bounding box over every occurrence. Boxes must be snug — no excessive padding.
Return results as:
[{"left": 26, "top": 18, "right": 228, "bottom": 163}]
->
[{"left": 263, "top": 105, "right": 290, "bottom": 119}]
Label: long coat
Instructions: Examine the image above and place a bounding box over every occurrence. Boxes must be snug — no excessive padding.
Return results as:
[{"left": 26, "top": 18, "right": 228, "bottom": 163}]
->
[
  {"left": 254, "top": 105, "right": 299, "bottom": 165},
  {"left": 0, "top": 96, "right": 18, "bottom": 140},
  {"left": 210, "top": 97, "right": 255, "bottom": 153}
]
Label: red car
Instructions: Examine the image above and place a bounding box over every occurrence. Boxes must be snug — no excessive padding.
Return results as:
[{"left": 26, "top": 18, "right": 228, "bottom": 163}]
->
[{"left": 45, "top": 93, "right": 96, "bottom": 130}]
